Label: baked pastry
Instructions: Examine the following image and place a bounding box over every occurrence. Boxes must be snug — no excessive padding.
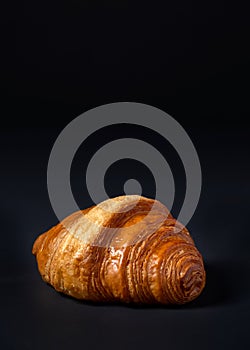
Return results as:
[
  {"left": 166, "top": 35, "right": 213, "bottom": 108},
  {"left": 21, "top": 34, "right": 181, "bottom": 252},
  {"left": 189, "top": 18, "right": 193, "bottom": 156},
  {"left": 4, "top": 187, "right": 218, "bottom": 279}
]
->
[{"left": 32, "top": 195, "right": 205, "bottom": 304}]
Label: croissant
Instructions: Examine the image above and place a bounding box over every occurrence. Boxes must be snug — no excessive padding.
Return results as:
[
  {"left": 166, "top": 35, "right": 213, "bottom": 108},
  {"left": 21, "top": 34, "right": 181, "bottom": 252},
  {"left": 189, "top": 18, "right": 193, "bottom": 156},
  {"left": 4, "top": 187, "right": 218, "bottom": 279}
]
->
[{"left": 32, "top": 195, "right": 205, "bottom": 304}]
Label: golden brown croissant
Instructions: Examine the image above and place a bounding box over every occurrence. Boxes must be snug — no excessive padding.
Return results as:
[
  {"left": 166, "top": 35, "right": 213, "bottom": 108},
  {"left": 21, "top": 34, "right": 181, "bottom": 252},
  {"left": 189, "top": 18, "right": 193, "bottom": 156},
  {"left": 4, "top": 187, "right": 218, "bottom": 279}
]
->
[{"left": 32, "top": 195, "right": 205, "bottom": 304}]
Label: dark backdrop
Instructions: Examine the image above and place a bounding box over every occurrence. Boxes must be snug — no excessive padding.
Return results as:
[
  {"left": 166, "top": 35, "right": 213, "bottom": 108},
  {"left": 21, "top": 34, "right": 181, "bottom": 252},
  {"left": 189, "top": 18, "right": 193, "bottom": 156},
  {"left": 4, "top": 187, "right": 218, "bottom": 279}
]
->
[{"left": 1, "top": 1, "right": 250, "bottom": 350}]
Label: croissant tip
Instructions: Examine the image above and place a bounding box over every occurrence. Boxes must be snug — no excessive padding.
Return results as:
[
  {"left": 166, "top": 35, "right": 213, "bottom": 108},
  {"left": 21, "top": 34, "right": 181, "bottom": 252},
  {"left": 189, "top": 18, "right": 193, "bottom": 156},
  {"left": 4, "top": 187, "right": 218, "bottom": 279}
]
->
[
  {"left": 32, "top": 240, "right": 37, "bottom": 256},
  {"left": 178, "top": 261, "right": 206, "bottom": 303},
  {"left": 32, "top": 231, "right": 46, "bottom": 256}
]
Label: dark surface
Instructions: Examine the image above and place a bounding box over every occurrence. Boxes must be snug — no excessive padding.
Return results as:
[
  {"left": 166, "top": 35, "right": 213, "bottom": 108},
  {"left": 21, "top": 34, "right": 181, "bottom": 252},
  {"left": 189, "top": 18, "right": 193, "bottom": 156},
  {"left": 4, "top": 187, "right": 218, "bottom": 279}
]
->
[
  {"left": 1, "top": 1, "right": 250, "bottom": 350},
  {"left": 1, "top": 127, "right": 250, "bottom": 350}
]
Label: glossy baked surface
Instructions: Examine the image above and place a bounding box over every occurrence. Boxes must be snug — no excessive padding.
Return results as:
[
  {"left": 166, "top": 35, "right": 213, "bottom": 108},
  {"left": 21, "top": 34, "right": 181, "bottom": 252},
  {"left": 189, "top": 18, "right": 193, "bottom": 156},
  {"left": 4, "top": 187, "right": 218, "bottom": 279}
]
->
[{"left": 32, "top": 195, "right": 206, "bottom": 304}]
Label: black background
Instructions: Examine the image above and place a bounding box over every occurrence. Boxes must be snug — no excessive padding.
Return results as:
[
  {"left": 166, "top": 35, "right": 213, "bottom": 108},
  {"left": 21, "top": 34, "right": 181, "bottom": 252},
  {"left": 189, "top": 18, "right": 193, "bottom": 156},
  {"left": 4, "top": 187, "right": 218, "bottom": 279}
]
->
[{"left": 1, "top": 1, "right": 250, "bottom": 349}]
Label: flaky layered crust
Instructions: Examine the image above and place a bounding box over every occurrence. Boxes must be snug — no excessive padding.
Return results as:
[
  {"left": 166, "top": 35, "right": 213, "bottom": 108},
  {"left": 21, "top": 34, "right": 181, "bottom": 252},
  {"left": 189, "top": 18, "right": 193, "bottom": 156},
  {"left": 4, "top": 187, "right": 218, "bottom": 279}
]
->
[{"left": 32, "top": 195, "right": 206, "bottom": 304}]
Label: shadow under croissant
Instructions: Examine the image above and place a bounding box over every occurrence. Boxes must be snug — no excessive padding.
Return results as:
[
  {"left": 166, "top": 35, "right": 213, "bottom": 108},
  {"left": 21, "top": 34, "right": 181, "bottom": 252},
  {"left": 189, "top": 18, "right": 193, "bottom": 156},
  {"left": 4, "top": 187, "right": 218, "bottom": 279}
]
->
[
  {"left": 186, "top": 259, "right": 250, "bottom": 309},
  {"left": 53, "top": 259, "right": 250, "bottom": 309}
]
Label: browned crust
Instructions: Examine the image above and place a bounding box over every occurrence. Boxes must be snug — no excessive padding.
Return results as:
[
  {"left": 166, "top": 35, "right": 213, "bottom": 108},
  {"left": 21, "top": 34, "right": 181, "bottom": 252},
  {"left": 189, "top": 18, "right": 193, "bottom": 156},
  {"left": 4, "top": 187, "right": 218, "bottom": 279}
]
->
[{"left": 32, "top": 196, "right": 206, "bottom": 304}]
